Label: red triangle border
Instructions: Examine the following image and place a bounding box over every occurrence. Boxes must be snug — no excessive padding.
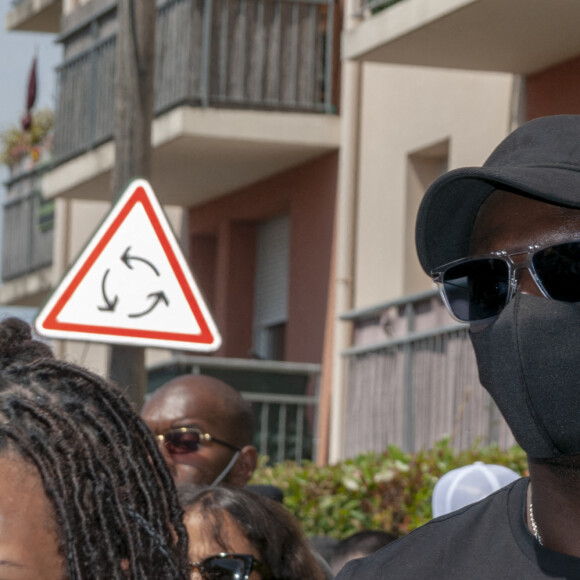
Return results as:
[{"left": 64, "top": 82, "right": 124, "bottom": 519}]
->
[{"left": 41, "top": 185, "right": 217, "bottom": 346}]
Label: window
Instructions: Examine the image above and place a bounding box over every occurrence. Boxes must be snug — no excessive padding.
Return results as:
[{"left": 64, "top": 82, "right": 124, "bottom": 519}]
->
[
  {"left": 406, "top": 141, "right": 449, "bottom": 293},
  {"left": 252, "top": 215, "right": 289, "bottom": 360}
]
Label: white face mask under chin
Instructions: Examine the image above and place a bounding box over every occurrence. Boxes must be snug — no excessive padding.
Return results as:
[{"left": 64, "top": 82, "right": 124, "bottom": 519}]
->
[{"left": 210, "top": 450, "right": 241, "bottom": 487}]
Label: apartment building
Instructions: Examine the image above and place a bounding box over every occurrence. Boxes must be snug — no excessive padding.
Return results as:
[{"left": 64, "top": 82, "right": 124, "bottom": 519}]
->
[
  {"left": 8, "top": 0, "right": 570, "bottom": 464},
  {"left": 5, "top": 0, "right": 340, "bottom": 464},
  {"left": 331, "top": 0, "right": 580, "bottom": 461}
]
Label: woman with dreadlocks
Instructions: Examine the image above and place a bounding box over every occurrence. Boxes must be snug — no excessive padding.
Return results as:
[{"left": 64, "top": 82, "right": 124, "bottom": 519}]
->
[{"left": 0, "top": 317, "right": 191, "bottom": 579}]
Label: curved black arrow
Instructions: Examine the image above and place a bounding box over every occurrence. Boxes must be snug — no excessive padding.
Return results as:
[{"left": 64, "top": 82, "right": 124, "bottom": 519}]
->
[
  {"left": 98, "top": 269, "right": 118, "bottom": 312},
  {"left": 121, "top": 246, "right": 160, "bottom": 276},
  {"left": 128, "top": 291, "right": 169, "bottom": 318}
]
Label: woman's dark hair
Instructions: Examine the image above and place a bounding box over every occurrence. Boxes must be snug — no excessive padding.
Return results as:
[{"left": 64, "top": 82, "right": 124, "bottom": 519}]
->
[
  {"left": 179, "top": 484, "right": 327, "bottom": 580},
  {"left": 0, "top": 317, "right": 190, "bottom": 579}
]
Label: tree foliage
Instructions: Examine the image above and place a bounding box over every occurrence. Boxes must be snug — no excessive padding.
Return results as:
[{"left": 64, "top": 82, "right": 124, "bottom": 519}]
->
[{"left": 251, "top": 438, "right": 528, "bottom": 539}]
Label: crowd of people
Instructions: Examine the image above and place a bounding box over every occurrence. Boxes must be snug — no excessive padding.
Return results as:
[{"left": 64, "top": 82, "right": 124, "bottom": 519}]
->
[
  {"left": 2, "top": 114, "right": 579, "bottom": 578},
  {"left": 0, "top": 317, "right": 372, "bottom": 579}
]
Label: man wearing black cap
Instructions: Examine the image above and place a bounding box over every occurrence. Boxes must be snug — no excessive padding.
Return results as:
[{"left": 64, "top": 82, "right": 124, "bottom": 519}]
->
[{"left": 337, "top": 115, "right": 580, "bottom": 578}]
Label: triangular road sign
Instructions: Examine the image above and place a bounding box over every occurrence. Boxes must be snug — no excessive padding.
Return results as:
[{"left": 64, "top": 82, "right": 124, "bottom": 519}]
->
[{"left": 35, "top": 179, "right": 222, "bottom": 352}]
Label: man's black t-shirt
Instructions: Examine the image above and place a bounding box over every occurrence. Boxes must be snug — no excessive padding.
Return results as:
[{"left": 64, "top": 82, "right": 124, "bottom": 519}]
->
[{"left": 336, "top": 478, "right": 580, "bottom": 579}]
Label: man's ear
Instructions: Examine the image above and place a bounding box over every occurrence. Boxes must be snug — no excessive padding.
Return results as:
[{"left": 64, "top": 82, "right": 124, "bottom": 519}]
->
[{"left": 229, "top": 445, "right": 258, "bottom": 487}]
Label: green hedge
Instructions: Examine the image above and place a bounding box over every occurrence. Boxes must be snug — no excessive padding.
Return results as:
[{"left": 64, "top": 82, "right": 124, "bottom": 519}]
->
[{"left": 251, "top": 438, "right": 527, "bottom": 539}]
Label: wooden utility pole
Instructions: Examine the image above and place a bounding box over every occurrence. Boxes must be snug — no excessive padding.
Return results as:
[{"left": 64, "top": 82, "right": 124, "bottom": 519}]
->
[{"left": 109, "top": 0, "right": 156, "bottom": 409}]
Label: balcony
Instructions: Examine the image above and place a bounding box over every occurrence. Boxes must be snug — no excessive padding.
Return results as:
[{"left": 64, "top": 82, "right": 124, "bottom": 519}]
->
[
  {"left": 340, "top": 290, "right": 516, "bottom": 457},
  {"left": 2, "top": 190, "right": 53, "bottom": 282},
  {"left": 343, "top": 0, "right": 580, "bottom": 74},
  {"left": 0, "top": 109, "right": 55, "bottom": 302},
  {"left": 0, "top": 169, "right": 54, "bottom": 305},
  {"left": 6, "top": 0, "right": 62, "bottom": 32},
  {"left": 44, "top": 0, "right": 340, "bottom": 205}
]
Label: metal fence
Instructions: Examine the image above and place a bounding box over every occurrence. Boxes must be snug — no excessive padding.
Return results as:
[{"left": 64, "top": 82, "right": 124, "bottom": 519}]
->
[
  {"left": 341, "top": 290, "right": 516, "bottom": 458},
  {"left": 148, "top": 354, "right": 321, "bottom": 464},
  {"left": 353, "top": 0, "right": 404, "bottom": 18},
  {"left": 2, "top": 190, "right": 54, "bottom": 282},
  {"left": 243, "top": 390, "right": 319, "bottom": 463},
  {"left": 53, "top": 0, "right": 338, "bottom": 164}
]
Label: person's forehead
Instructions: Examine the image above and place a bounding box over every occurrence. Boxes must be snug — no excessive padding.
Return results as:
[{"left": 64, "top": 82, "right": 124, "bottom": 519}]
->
[
  {"left": 185, "top": 508, "right": 258, "bottom": 561},
  {"left": 469, "top": 189, "right": 580, "bottom": 254},
  {"left": 143, "top": 383, "right": 228, "bottom": 426},
  {"left": 185, "top": 509, "right": 229, "bottom": 557}
]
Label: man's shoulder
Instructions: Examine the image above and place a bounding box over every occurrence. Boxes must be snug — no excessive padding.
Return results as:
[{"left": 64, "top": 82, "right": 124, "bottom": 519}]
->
[
  {"left": 336, "top": 478, "right": 525, "bottom": 579},
  {"left": 336, "top": 507, "right": 493, "bottom": 577}
]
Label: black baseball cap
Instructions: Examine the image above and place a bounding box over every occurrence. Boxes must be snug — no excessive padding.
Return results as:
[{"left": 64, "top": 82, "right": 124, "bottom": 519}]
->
[{"left": 415, "top": 115, "right": 580, "bottom": 275}]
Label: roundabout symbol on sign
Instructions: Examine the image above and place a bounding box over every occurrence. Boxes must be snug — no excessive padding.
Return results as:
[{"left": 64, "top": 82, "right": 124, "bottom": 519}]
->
[{"left": 98, "top": 247, "right": 170, "bottom": 319}]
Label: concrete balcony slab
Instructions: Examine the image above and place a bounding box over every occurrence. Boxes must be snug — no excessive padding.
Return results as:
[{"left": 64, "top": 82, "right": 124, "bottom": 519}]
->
[
  {"left": 43, "top": 107, "right": 341, "bottom": 206},
  {"left": 344, "top": 0, "right": 580, "bottom": 74},
  {"left": 6, "top": 0, "right": 61, "bottom": 32}
]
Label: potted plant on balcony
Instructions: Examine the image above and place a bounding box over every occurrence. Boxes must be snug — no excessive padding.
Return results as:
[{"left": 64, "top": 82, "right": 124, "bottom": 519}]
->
[{"left": 0, "top": 109, "right": 53, "bottom": 176}]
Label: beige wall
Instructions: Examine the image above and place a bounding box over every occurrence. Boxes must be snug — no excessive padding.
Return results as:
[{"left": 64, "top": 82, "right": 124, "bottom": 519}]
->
[
  {"left": 62, "top": 0, "right": 93, "bottom": 17},
  {"left": 353, "top": 63, "right": 515, "bottom": 309}
]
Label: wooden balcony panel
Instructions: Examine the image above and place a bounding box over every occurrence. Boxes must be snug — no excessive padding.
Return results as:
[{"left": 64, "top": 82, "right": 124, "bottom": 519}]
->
[{"left": 51, "top": 0, "right": 338, "bottom": 167}]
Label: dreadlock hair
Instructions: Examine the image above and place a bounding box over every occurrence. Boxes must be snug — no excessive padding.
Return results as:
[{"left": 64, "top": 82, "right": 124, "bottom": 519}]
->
[
  {"left": 178, "top": 484, "right": 328, "bottom": 580},
  {"left": 0, "top": 317, "right": 190, "bottom": 579}
]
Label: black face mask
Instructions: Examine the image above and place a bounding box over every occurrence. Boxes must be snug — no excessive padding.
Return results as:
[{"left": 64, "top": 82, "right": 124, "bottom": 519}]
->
[{"left": 469, "top": 293, "right": 580, "bottom": 459}]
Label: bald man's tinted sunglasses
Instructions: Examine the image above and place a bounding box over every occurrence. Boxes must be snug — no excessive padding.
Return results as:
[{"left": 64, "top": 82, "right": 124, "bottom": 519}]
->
[
  {"left": 432, "top": 240, "right": 580, "bottom": 323},
  {"left": 189, "top": 553, "right": 271, "bottom": 580},
  {"left": 156, "top": 426, "right": 240, "bottom": 455}
]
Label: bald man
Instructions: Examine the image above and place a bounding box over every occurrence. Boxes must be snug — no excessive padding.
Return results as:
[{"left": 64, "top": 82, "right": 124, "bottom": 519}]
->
[{"left": 141, "top": 375, "right": 258, "bottom": 487}]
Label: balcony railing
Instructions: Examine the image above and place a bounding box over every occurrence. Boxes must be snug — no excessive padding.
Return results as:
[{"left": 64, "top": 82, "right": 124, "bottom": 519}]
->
[
  {"left": 2, "top": 189, "right": 54, "bottom": 282},
  {"left": 354, "top": 0, "right": 404, "bottom": 19},
  {"left": 341, "top": 290, "right": 516, "bottom": 458},
  {"left": 148, "top": 354, "right": 321, "bottom": 464},
  {"left": 53, "top": 0, "right": 338, "bottom": 165}
]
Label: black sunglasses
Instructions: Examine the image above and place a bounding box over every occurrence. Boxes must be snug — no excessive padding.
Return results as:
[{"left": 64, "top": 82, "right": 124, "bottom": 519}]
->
[
  {"left": 189, "top": 553, "right": 271, "bottom": 580},
  {"left": 156, "top": 426, "right": 240, "bottom": 455},
  {"left": 432, "top": 240, "right": 580, "bottom": 323}
]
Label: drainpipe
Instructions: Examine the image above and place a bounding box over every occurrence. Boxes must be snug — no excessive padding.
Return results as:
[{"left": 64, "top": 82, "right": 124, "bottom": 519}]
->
[
  {"left": 316, "top": 226, "right": 335, "bottom": 466},
  {"left": 328, "top": 0, "right": 362, "bottom": 463},
  {"left": 52, "top": 198, "right": 71, "bottom": 360}
]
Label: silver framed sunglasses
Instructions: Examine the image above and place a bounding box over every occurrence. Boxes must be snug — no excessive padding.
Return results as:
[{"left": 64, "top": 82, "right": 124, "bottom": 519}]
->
[{"left": 431, "top": 240, "right": 580, "bottom": 323}]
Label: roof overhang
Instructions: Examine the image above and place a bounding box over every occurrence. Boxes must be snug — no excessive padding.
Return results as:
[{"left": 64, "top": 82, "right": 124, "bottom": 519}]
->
[
  {"left": 343, "top": 0, "right": 580, "bottom": 74},
  {"left": 6, "top": 0, "right": 61, "bottom": 32}
]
